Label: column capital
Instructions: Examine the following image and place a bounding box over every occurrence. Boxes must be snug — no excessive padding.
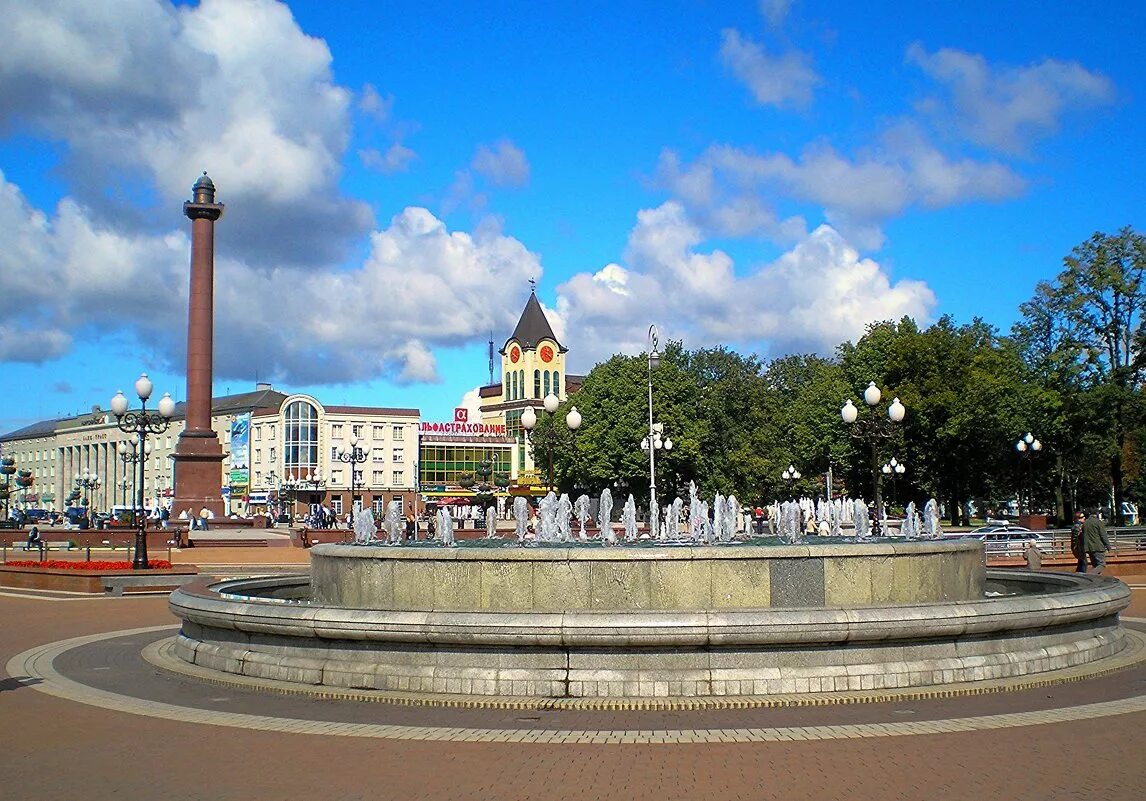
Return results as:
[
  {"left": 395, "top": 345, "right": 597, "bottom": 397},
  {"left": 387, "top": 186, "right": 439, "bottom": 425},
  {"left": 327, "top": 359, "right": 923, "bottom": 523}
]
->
[{"left": 184, "top": 201, "right": 224, "bottom": 222}]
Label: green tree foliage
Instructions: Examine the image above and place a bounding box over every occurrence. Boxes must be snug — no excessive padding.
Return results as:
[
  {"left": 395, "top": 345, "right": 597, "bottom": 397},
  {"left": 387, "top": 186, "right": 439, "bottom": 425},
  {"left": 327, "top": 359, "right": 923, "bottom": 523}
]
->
[
  {"left": 1015, "top": 226, "right": 1146, "bottom": 522},
  {"left": 535, "top": 229, "right": 1143, "bottom": 526}
]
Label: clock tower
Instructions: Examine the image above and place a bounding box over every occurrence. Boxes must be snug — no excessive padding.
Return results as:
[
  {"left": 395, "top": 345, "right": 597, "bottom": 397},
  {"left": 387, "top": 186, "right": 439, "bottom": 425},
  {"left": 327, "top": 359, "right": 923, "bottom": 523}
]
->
[{"left": 478, "top": 285, "right": 580, "bottom": 482}]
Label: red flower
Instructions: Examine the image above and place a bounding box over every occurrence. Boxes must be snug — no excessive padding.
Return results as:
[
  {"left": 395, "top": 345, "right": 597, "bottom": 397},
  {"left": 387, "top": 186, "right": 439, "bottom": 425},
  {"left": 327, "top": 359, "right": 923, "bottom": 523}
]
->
[{"left": 4, "top": 559, "right": 173, "bottom": 570}]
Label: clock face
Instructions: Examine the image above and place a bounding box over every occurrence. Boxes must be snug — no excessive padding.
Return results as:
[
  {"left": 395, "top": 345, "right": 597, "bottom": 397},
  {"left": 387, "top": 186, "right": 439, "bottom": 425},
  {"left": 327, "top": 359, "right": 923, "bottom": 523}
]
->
[
  {"left": 540, "top": 345, "right": 554, "bottom": 363},
  {"left": 509, "top": 346, "right": 521, "bottom": 363}
]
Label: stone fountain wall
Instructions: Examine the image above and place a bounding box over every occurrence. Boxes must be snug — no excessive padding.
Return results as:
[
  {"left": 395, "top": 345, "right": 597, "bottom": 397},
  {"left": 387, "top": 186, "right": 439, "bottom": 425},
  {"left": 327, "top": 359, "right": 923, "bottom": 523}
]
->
[{"left": 309, "top": 540, "right": 985, "bottom": 611}]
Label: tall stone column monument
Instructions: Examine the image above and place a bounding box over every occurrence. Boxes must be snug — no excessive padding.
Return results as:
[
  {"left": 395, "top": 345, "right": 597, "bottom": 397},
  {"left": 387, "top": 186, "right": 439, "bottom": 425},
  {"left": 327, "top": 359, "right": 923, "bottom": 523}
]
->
[{"left": 173, "top": 173, "right": 226, "bottom": 518}]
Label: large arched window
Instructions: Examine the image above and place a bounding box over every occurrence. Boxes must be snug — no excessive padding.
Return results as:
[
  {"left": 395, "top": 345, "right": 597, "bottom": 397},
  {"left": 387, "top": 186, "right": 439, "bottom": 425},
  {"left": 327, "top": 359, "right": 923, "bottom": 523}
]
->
[
  {"left": 543, "top": 370, "right": 551, "bottom": 397},
  {"left": 284, "top": 400, "right": 318, "bottom": 476},
  {"left": 534, "top": 369, "right": 541, "bottom": 398},
  {"left": 553, "top": 372, "right": 560, "bottom": 397}
]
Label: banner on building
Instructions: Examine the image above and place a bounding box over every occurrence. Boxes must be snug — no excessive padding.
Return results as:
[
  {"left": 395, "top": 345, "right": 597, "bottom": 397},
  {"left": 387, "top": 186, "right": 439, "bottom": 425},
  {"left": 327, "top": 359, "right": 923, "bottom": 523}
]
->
[{"left": 229, "top": 414, "right": 250, "bottom": 488}]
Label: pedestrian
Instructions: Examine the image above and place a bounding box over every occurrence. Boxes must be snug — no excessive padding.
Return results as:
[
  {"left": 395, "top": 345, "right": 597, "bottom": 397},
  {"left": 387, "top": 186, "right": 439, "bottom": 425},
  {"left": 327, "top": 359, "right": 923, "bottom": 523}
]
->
[
  {"left": 1024, "top": 539, "right": 1043, "bottom": 570},
  {"left": 199, "top": 506, "right": 210, "bottom": 531},
  {"left": 754, "top": 506, "right": 765, "bottom": 537},
  {"left": 24, "top": 525, "right": 41, "bottom": 551},
  {"left": 1071, "top": 511, "right": 1086, "bottom": 572},
  {"left": 404, "top": 514, "right": 416, "bottom": 541},
  {"left": 1080, "top": 508, "right": 1111, "bottom": 574}
]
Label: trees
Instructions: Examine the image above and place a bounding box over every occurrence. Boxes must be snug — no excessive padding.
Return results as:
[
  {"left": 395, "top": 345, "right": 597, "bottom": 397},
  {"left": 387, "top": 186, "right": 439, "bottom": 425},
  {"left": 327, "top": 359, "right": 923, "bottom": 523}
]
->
[{"left": 1016, "top": 227, "right": 1145, "bottom": 523}]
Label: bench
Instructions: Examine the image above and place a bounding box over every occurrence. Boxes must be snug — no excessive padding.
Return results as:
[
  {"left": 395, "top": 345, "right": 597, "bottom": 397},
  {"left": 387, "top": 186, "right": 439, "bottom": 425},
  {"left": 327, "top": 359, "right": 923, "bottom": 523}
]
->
[{"left": 101, "top": 573, "right": 200, "bottom": 596}]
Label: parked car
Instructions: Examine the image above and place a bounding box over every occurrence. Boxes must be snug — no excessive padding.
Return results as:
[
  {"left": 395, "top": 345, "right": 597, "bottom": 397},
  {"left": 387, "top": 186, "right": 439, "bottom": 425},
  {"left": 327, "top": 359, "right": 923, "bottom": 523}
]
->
[
  {"left": 961, "top": 528, "right": 1053, "bottom": 556},
  {"left": 968, "top": 523, "right": 1031, "bottom": 535}
]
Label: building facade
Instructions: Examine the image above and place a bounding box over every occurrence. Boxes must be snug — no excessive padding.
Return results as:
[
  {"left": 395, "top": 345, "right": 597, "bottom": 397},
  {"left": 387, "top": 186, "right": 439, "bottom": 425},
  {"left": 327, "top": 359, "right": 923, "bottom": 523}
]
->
[
  {"left": 0, "top": 384, "right": 421, "bottom": 521},
  {"left": 473, "top": 288, "right": 583, "bottom": 496}
]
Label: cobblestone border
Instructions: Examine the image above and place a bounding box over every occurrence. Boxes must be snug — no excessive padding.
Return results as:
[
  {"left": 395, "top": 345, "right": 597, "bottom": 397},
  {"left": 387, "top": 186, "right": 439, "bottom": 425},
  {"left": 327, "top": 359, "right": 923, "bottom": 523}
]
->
[{"left": 7, "top": 625, "right": 1146, "bottom": 743}]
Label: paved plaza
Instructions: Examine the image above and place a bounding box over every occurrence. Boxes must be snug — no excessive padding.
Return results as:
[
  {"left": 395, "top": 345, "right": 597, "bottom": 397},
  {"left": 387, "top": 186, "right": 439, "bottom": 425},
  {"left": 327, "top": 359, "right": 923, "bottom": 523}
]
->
[{"left": 2, "top": 550, "right": 1145, "bottom": 801}]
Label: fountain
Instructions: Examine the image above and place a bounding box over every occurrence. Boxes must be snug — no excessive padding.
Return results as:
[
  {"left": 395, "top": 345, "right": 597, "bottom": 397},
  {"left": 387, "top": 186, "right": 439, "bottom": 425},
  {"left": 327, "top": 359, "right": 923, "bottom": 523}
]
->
[{"left": 171, "top": 482, "right": 1130, "bottom": 701}]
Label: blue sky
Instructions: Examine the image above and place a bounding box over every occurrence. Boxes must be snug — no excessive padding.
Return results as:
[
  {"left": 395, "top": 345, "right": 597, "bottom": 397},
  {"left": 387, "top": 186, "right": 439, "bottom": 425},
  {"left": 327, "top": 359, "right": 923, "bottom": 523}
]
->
[{"left": 0, "top": 0, "right": 1141, "bottom": 434}]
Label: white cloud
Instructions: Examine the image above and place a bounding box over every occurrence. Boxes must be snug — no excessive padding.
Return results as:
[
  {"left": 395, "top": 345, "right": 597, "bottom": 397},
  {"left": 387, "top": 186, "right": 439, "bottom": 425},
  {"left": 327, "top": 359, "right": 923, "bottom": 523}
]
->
[
  {"left": 906, "top": 43, "right": 1115, "bottom": 155},
  {"left": 358, "top": 84, "right": 394, "bottom": 119},
  {"left": 456, "top": 387, "right": 483, "bottom": 420},
  {"left": 719, "top": 29, "right": 820, "bottom": 109},
  {"left": 471, "top": 139, "right": 531, "bottom": 187},
  {"left": 0, "top": 0, "right": 372, "bottom": 267},
  {"left": 657, "top": 131, "right": 1025, "bottom": 246},
  {"left": 360, "top": 143, "right": 418, "bottom": 174},
  {"left": 0, "top": 167, "right": 542, "bottom": 386},
  {"left": 555, "top": 203, "right": 936, "bottom": 368},
  {"left": 759, "top": 0, "right": 793, "bottom": 28}
]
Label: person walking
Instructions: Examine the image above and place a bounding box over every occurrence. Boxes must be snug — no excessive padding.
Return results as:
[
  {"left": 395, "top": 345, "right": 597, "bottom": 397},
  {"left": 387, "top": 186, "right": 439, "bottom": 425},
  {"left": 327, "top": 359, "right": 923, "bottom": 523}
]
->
[
  {"left": 1080, "top": 508, "right": 1111, "bottom": 574},
  {"left": 1071, "top": 511, "right": 1087, "bottom": 572}
]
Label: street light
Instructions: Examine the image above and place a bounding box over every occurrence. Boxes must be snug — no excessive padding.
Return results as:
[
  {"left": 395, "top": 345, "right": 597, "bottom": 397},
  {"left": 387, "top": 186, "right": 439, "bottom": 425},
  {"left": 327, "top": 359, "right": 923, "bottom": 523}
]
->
[
  {"left": 841, "top": 382, "right": 906, "bottom": 535},
  {"left": 1, "top": 457, "right": 15, "bottom": 521},
  {"left": 644, "top": 324, "right": 670, "bottom": 540},
  {"left": 74, "top": 468, "right": 101, "bottom": 513},
  {"left": 111, "top": 373, "right": 176, "bottom": 569},
  {"left": 881, "top": 458, "right": 906, "bottom": 506},
  {"left": 520, "top": 392, "right": 582, "bottom": 492},
  {"left": 335, "top": 435, "right": 369, "bottom": 526},
  {"left": 781, "top": 464, "right": 801, "bottom": 498},
  {"left": 1014, "top": 432, "right": 1042, "bottom": 518}
]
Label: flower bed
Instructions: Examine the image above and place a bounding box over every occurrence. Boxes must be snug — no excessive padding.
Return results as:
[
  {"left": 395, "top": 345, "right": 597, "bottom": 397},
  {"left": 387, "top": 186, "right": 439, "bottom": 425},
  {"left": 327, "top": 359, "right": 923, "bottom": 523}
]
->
[{"left": 4, "top": 559, "right": 172, "bottom": 570}]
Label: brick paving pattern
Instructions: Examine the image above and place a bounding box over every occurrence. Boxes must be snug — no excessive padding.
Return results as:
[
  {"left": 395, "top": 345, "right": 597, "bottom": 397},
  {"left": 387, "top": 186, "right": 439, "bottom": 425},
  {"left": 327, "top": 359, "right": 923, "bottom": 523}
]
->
[{"left": 0, "top": 564, "right": 1142, "bottom": 800}]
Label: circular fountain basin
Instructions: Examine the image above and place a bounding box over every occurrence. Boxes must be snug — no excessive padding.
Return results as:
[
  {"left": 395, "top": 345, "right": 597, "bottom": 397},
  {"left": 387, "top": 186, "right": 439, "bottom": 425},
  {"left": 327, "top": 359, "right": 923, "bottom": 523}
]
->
[
  {"left": 169, "top": 540, "right": 1130, "bottom": 700},
  {"left": 310, "top": 539, "right": 985, "bottom": 610}
]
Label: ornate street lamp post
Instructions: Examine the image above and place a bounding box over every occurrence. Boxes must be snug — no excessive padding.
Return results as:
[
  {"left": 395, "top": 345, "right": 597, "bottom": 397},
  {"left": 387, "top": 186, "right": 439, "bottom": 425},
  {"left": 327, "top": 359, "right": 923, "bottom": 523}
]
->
[
  {"left": 111, "top": 374, "right": 176, "bottom": 569},
  {"left": 74, "top": 468, "right": 101, "bottom": 513},
  {"left": 521, "top": 394, "right": 582, "bottom": 492},
  {"left": 15, "top": 470, "right": 34, "bottom": 510},
  {"left": 334, "top": 435, "right": 369, "bottom": 526},
  {"left": 118, "top": 440, "right": 149, "bottom": 522},
  {"left": 644, "top": 324, "right": 670, "bottom": 540},
  {"left": 841, "top": 382, "right": 906, "bottom": 535},
  {"left": 782, "top": 464, "right": 802, "bottom": 499},
  {"left": 0, "top": 457, "right": 15, "bottom": 521},
  {"left": 1014, "top": 433, "right": 1042, "bottom": 518},
  {"left": 881, "top": 458, "right": 906, "bottom": 506}
]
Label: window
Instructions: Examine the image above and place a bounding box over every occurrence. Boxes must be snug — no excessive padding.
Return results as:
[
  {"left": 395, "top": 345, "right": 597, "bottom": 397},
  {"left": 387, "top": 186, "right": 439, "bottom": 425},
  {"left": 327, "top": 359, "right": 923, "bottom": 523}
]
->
[
  {"left": 331, "top": 497, "right": 343, "bottom": 514},
  {"left": 331, "top": 446, "right": 341, "bottom": 461},
  {"left": 353, "top": 470, "right": 364, "bottom": 484},
  {"left": 331, "top": 424, "right": 343, "bottom": 439},
  {"left": 255, "top": 448, "right": 261, "bottom": 463},
  {"left": 352, "top": 424, "right": 364, "bottom": 438},
  {"left": 392, "top": 497, "right": 404, "bottom": 514},
  {"left": 544, "top": 370, "right": 551, "bottom": 397},
  {"left": 268, "top": 425, "right": 276, "bottom": 440},
  {"left": 392, "top": 425, "right": 404, "bottom": 441},
  {"left": 284, "top": 400, "right": 319, "bottom": 474},
  {"left": 372, "top": 497, "right": 385, "bottom": 516},
  {"left": 534, "top": 369, "right": 541, "bottom": 398},
  {"left": 553, "top": 373, "right": 560, "bottom": 397},
  {"left": 393, "top": 448, "right": 404, "bottom": 463},
  {"left": 373, "top": 425, "right": 385, "bottom": 439},
  {"left": 255, "top": 470, "right": 262, "bottom": 485},
  {"left": 269, "top": 447, "right": 276, "bottom": 462},
  {"left": 373, "top": 451, "right": 386, "bottom": 462},
  {"left": 373, "top": 470, "right": 385, "bottom": 485},
  {"left": 393, "top": 470, "right": 404, "bottom": 486},
  {"left": 254, "top": 427, "right": 261, "bottom": 441},
  {"left": 331, "top": 470, "right": 343, "bottom": 485}
]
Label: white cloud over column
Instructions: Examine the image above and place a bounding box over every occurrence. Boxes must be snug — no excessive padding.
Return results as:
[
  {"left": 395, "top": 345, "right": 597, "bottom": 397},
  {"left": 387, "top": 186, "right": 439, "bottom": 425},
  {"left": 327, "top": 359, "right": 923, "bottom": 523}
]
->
[{"left": 0, "top": 0, "right": 373, "bottom": 267}]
